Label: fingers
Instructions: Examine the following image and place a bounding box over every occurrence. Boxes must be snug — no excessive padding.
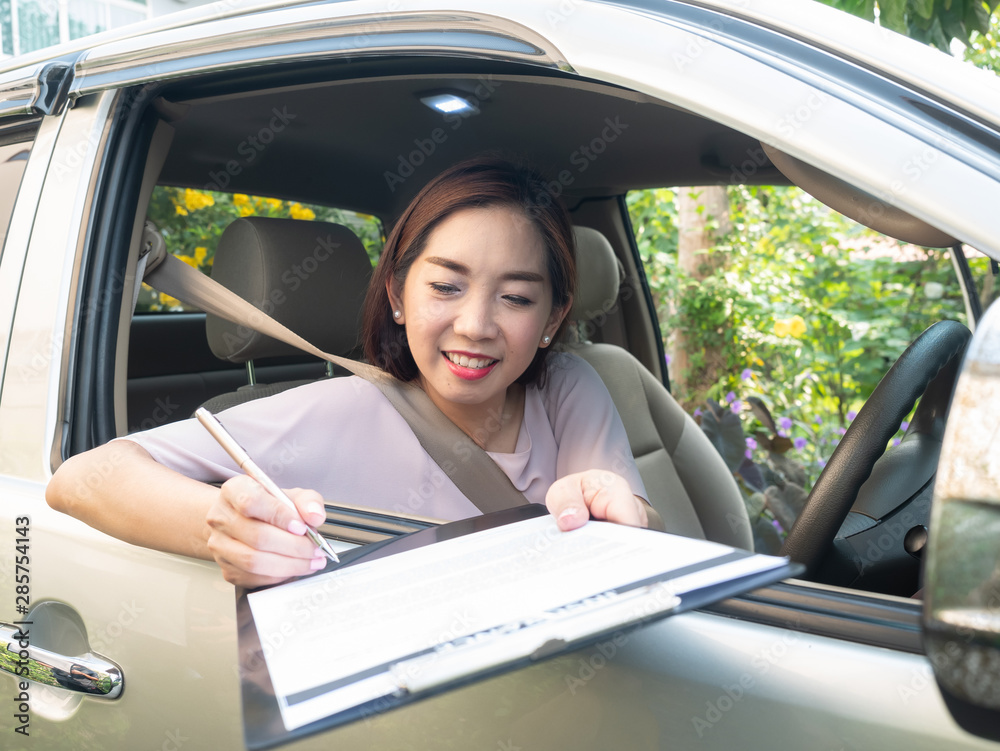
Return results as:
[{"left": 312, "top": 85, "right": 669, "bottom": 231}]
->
[
  {"left": 207, "top": 476, "right": 330, "bottom": 586},
  {"left": 545, "top": 470, "right": 648, "bottom": 531}
]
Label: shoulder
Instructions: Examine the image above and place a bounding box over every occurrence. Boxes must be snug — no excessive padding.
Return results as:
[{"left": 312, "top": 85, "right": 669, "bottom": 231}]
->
[
  {"left": 535, "top": 351, "right": 613, "bottom": 411},
  {"left": 223, "top": 374, "right": 391, "bottom": 422},
  {"left": 540, "top": 351, "right": 606, "bottom": 392}
]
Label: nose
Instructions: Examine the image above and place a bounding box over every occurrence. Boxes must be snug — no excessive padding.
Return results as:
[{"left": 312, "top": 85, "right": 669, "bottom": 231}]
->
[{"left": 452, "top": 292, "right": 498, "bottom": 341}]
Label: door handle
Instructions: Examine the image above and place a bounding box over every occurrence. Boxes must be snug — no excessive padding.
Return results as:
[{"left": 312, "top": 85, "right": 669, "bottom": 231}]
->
[{"left": 1, "top": 622, "right": 123, "bottom": 699}]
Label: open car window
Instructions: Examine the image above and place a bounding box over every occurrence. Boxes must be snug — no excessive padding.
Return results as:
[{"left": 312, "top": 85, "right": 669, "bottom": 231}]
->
[{"left": 628, "top": 184, "right": 969, "bottom": 567}]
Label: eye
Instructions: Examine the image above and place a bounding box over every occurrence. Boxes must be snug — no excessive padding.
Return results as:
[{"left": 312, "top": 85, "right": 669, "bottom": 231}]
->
[
  {"left": 503, "top": 294, "right": 533, "bottom": 307},
  {"left": 430, "top": 282, "right": 459, "bottom": 295}
]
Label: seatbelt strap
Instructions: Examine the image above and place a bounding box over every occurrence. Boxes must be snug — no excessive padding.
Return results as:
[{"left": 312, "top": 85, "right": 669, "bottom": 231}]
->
[{"left": 141, "top": 241, "right": 528, "bottom": 514}]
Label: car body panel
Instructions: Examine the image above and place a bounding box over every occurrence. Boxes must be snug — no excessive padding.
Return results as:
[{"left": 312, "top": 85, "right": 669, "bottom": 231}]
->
[{"left": 0, "top": 1, "right": 998, "bottom": 749}]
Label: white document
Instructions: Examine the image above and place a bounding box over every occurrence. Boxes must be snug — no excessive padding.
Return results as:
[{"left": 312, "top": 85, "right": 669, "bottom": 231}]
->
[{"left": 247, "top": 515, "right": 787, "bottom": 731}]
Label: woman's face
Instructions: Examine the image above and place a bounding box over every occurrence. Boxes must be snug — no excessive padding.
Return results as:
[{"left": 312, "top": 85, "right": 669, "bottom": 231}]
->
[{"left": 388, "top": 205, "right": 567, "bottom": 416}]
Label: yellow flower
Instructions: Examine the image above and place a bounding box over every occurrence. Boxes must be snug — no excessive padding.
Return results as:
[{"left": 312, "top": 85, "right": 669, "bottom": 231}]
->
[
  {"left": 158, "top": 292, "right": 181, "bottom": 308},
  {"left": 183, "top": 188, "right": 215, "bottom": 212},
  {"left": 289, "top": 203, "right": 316, "bottom": 221},
  {"left": 194, "top": 246, "right": 208, "bottom": 264},
  {"left": 174, "top": 205, "right": 188, "bottom": 216},
  {"left": 774, "top": 315, "right": 807, "bottom": 338},
  {"left": 232, "top": 194, "right": 250, "bottom": 206},
  {"left": 239, "top": 205, "right": 255, "bottom": 217},
  {"left": 265, "top": 197, "right": 283, "bottom": 210},
  {"left": 176, "top": 254, "right": 198, "bottom": 268}
]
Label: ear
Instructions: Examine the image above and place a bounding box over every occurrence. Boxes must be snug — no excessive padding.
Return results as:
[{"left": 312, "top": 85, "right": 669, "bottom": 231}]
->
[
  {"left": 540, "top": 296, "right": 572, "bottom": 347},
  {"left": 386, "top": 278, "right": 405, "bottom": 324}
]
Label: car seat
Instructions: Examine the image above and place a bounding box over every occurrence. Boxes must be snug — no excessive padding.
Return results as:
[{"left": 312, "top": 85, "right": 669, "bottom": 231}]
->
[
  {"left": 200, "top": 216, "right": 373, "bottom": 413},
  {"left": 565, "top": 227, "right": 753, "bottom": 549}
]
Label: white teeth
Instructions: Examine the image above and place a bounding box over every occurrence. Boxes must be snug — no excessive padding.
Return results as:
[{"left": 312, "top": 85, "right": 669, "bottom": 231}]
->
[{"left": 446, "top": 352, "right": 496, "bottom": 369}]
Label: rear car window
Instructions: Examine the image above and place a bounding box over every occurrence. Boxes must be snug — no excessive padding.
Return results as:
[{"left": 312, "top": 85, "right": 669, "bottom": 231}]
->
[
  {"left": 135, "top": 186, "right": 384, "bottom": 313},
  {"left": 0, "top": 118, "right": 40, "bottom": 259}
]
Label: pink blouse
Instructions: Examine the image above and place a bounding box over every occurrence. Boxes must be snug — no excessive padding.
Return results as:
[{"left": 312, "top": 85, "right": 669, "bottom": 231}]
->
[{"left": 123, "top": 352, "right": 646, "bottom": 520}]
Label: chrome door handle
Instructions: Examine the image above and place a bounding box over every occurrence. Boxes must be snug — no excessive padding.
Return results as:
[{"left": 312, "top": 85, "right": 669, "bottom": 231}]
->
[{"left": 1, "top": 622, "right": 123, "bottom": 699}]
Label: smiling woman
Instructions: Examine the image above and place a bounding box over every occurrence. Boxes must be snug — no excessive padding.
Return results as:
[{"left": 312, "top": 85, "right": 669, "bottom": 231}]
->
[{"left": 47, "top": 155, "right": 659, "bottom": 588}]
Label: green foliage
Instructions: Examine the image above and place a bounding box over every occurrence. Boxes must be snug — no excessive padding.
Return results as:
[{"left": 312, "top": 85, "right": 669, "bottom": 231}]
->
[
  {"left": 964, "top": 7, "right": 1000, "bottom": 71},
  {"left": 141, "top": 186, "right": 384, "bottom": 311},
  {"left": 627, "top": 184, "right": 966, "bottom": 498},
  {"left": 821, "top": 0, "right": 1000, "bottom": 50}
]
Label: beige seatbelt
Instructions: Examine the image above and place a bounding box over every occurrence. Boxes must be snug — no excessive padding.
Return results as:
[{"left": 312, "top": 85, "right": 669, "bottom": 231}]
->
[{"left": 141, "top": 240, "right": 527, "bottom": 514}]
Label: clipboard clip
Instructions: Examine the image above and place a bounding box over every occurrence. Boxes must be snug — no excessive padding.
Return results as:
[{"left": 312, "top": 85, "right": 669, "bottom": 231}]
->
[{"left": 390, "top": 582, "right": 681, "bottom": 696}]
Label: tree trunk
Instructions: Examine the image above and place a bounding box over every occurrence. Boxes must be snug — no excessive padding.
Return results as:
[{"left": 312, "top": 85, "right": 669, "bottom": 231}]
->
[{"left": 668, "top": 185, "right": 730, "bottom": 407}]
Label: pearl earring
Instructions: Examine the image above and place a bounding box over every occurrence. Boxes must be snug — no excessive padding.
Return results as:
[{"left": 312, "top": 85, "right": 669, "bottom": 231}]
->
[
  {"left": 542, "top": 335, "right": 551, "bottom": 345},
  {"left": 393, "top": 310, "right": 402, "bottom": 319}
]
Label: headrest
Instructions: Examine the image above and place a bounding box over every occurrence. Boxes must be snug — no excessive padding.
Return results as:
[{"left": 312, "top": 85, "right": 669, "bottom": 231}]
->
[
  {"left": 570, "top": 226, "right": 624, "bottom": 322},
  {"left": 206, "top": 217, "right": 373, "bottom": 362}
]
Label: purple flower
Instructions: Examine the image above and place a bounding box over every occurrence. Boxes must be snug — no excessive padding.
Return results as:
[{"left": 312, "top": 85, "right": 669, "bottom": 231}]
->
[
  {"left": 847, "top": 410, "right": 857, "bottom": 421},
  {"left": 778, "top": 417, "right": 792, "bottom": 431},
  {"left": 836, "top": 427, "right": 846, "bottom": 435},
  {"left": 771, "top": 519, "right": 784, "bottom": 533},
  {"left": 693, "top": 407, "right": 702, "bottom": 418},
  {"left": 725, "top": 391, "right": 736, "bottom": 404},
  {"left": 745, "top": 449, "right": 753, "bottom": 459},
  {"left": 794, "top": 437, "right": 807, "bottom": 450},
  {"left": 746, "top": 437, "right": 758, "bottom": 450},
  {"left": 900, "top": 421, "right": 909, "bottom": 432},
  {"left": 818, "top": 458, "right": 827, "bottom": 469},
  {"left": 778, "top": 431, "right": 788, "bottom": 438},
  {"left": 740, "top": 368, "right": 753, "bottom": 382},
  {"left": 892, "top": 437, "right": 902, "bottom": 447},
  {"left": 814, "top": 416, "right": 823, "bottom": 426},
  {"left": 665, "top": 354, "right": 672, "bottom": 365},
  {"left": 731, "top": 400, "right": 743, "bottom": 413}
]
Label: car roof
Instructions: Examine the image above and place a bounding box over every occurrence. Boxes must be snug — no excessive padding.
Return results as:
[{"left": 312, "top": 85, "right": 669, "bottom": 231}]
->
[
  {"left": 3, "top": 0, "right": 999, "bottom": 126},
  {"left": 2, "top": 0, "right": 999, "bottom": 254}
]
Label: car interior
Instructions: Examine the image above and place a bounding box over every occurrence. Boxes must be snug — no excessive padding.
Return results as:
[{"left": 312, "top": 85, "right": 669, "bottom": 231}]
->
[{"left": 69, "top": 56, "right": 970, "bottom": 605}]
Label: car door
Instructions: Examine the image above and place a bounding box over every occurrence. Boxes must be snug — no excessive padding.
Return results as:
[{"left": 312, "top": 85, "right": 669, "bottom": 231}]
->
[{"left": 2, "top": 1, "right": 1000, "bottom": 750}]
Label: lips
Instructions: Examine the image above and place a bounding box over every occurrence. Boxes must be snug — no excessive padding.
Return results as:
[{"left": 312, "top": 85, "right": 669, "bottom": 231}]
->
[{"left": 443, "top": 351, "right": 499, "bottom": 380}]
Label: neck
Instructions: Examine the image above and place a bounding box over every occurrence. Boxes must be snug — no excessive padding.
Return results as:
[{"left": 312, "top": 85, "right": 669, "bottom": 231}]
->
[{"left": 421, "top": 383, "right": 525, "bottom": 452}]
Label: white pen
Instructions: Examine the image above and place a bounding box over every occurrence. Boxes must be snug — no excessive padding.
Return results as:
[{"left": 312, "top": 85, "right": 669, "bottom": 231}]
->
[{"left": 195, "top": 407, "right": 340, "bottom": 564}]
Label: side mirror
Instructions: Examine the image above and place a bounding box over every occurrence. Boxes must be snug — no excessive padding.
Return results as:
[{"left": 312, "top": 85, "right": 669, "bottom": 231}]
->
[{"left": 924, "top": 297, "right": 1000, "bottom": 742}]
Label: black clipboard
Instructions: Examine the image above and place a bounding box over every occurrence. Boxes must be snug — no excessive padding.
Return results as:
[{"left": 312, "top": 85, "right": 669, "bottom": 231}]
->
[{"left": 237, "top": 505, "right": 801, "bottom": 750}]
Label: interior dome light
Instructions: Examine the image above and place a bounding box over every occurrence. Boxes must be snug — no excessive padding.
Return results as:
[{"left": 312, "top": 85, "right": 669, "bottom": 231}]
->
[{"left": 419, "top": 93, "right": 479, "bottom": 116}]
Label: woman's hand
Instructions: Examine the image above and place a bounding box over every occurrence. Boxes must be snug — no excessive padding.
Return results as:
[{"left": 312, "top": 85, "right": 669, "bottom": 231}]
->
[
  {"left": 545, "top": 470, "right": 653, "bottom": 531},
  {"left": 206, "top": 475, "right": 330, "bottom": 587}
]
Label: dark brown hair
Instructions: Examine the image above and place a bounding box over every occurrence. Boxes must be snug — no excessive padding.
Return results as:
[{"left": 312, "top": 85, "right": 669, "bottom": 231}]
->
[{"left": 362, "top": 155, "right": 576, "bottom": 385}]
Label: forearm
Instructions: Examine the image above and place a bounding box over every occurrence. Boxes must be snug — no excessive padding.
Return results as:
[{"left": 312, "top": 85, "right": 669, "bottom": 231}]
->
[{"left": 46, "top": 440, "right": 219, "bottom": 561}]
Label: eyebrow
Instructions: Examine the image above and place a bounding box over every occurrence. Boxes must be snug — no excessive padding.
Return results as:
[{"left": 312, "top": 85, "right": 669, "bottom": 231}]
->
[{"left": 424, "top": 256, "right": 545, "bottom": 283}]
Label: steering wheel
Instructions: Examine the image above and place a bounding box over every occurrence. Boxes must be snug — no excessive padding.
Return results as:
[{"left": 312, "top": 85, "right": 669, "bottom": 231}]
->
[{"left": 780, "top": 320, "right": 971, "bottom": 578}]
